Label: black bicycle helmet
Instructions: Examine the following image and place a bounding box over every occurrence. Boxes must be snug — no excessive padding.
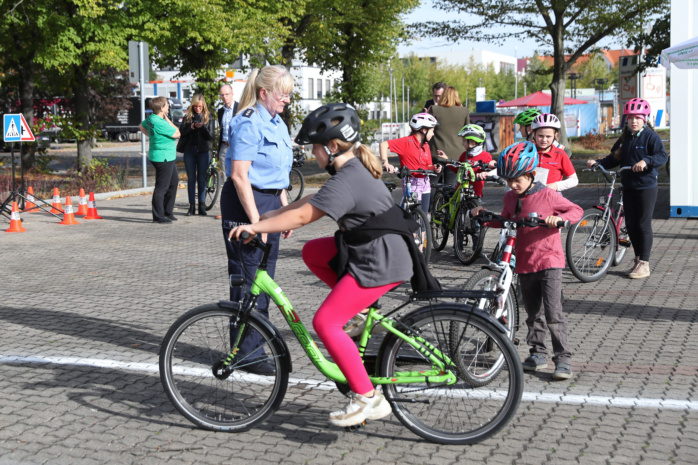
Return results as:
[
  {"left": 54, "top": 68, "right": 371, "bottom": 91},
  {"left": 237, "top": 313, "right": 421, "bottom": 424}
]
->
[{"left": 295, "top": 103, "right": 360, "bottom": 145}]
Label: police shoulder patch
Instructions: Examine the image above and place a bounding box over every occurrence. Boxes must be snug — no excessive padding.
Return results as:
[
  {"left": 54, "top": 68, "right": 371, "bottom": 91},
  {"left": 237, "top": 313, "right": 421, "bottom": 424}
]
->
[{"left": 242, "top": 108, "right": 254, "bottom": 118}]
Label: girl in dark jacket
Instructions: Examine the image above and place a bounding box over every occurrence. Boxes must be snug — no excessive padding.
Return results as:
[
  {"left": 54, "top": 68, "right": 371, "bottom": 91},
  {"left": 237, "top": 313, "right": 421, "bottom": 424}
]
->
[
  {"left": 179, "top": 94, "right": 215, "bottom": 215},
  {"left": 587, "top": 98, "right": 668, "bottom": 279}
]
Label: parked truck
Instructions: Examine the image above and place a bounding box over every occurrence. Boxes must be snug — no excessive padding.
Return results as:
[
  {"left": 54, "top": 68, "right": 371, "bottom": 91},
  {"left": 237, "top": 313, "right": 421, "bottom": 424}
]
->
[{"left": 101, "top": 97, "right": 184, "bottom": 142}]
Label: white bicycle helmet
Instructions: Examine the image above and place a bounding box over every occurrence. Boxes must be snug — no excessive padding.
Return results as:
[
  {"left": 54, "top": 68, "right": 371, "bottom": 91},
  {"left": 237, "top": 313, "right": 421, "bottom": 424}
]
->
[
  {"left": 409, "top": 112, "right": 439, "bottom": 131},
  {"left": 531, "top": 113, "right": 561, "bottom": 130}
]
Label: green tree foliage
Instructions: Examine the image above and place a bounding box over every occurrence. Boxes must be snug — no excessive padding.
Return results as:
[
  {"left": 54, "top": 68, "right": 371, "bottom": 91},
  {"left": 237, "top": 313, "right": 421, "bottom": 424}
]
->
[
  {"left": 574, "top": 52, "right": 615, "bottom": 90},
  {"left": 523, "top": 53, "right": 553, "bottom": 94},
  {"left": 411, "top": 0, "right": 666, "bottom": 150},
  {"left": 627, "top": 10, "right": 670, "bottom": 74},
  {"left": 298, "top": 0, "right": 419, "bottom": 106},
  {"left": 371, "top": 54, "right": 517, "bottom": 119}
]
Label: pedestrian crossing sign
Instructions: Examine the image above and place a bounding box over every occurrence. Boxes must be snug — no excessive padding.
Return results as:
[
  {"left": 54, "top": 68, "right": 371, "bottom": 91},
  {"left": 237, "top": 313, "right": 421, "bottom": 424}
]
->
[{"left": 3, "top": 114, "right": 35, "bottom": 142}]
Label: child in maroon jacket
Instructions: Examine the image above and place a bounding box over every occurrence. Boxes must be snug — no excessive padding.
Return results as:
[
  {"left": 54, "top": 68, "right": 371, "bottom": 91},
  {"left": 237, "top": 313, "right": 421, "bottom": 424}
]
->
[{"left": 472, "top": 141, "right": 582, "bottom": 380}]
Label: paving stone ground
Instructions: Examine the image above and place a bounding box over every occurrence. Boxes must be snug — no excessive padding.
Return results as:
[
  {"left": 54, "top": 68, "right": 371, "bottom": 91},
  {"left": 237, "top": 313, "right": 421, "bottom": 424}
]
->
[{"left": 1, "top": 184, "right": 696, "bottom": 465}]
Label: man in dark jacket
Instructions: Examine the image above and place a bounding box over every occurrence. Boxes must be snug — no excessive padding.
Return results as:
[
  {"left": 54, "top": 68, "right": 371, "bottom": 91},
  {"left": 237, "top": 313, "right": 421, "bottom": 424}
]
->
[{"left": 217, "top": 84, "right": 238, "bottom": 170}]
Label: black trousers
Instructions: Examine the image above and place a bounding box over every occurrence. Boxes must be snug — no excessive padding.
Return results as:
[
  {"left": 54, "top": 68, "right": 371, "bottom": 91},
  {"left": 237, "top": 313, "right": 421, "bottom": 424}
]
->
[
  {"left": 220, "top": 179, "right": 281, "bottom": 358},
  {"left": 623, "top": 186, "right": 657, "bottom": 262},
  {"left": 150, "top": 159, "right": 178, "bottom": 221}
]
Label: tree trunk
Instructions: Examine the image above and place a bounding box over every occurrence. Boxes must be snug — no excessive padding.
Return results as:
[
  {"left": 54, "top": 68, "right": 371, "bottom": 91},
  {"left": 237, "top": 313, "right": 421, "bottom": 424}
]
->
[
  {"left": 17, "top": 58, "right": 36, "bottom": 171},
  {"left": 548, "top": 18, "right": 570, "bottom": 153},
  {"left": 73, "top": 69, "right": 93, "bottom": 171}
]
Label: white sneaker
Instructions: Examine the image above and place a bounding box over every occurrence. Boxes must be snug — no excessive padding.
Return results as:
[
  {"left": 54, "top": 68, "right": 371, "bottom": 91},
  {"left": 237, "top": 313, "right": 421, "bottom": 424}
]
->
[
  {"left": 343, "top": 313, "right": 367, "bottom": 338},
  {"left": 628, "top": 260, "right": 650, "bottom": 279},
  {"left": 329, "top": 391, "right": 392, "bottom": 427}
]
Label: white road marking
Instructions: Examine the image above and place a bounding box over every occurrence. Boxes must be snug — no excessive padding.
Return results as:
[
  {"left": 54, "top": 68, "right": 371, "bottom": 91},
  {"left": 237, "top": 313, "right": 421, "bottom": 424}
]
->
[{"left": 2, "top": 355, "right": 695, "bottom": 411}]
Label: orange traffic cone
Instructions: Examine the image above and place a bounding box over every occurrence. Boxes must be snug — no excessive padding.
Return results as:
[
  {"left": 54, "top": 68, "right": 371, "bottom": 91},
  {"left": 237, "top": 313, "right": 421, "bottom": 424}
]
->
[
  {"left": 5, "top": 202, "right": 27, "bottom": 233},
  {"left": 50, "top": 188, "right": 63, "bottom": 214},
  {"left": 83, "top": 192, "right": 103, "bottom": 220},
  {"left": 76, "top": 188, "right": 88, "bottom": 216},
  {"left": 59, "top": 196, "right": 80, "bottom": 225},
  {"left": 24, "top": 186, "right": 38, "bottom": 212}
]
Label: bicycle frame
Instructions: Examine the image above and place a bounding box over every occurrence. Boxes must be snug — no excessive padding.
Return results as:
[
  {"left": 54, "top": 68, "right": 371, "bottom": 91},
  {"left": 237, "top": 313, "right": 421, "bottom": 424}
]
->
[
  {"left": 228, "top": 265, "right": 457, "bottom": 387},
  {"left": 474, "top": 225, "right": 516, "bottom": 322},
  {"left": 434, "top": 162, "right": 476, "bottom": 231},
  {"left": 586, "top": 166, "right": 630, "bottom": 254}
]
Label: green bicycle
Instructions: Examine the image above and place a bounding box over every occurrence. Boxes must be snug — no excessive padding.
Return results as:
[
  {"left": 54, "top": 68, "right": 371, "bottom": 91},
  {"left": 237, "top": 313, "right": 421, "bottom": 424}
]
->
[
  {"left": 159, "top": 234, "right": 524, "bottom": 445},
  {"left": 430, "top": 160, "right": 496, "bottom": 265}
]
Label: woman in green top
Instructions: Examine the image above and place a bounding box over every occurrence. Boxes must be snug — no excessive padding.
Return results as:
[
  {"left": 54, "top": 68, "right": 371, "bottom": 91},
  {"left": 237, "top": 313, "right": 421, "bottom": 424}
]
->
[{"left": 139, "top": 97, "right": 181, "bottom": 224}]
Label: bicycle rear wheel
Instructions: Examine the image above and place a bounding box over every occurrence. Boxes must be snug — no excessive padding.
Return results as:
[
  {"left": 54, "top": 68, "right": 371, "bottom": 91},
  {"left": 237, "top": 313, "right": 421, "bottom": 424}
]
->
[
  {"left": 411, "top": 207, "right": 432, "bottom": 263},
  {"left": 453, "top": 204, "right": 482, "bottom": 265},
  {"left": 287, "top": 168, "right": 304, "bottom": 204},
  {"left": 159, "top": 303, "right": 289, "bottom": 432},
  {"left": 379, "top": 305, "right": 523, "bottom": 445},
  {"left": 430, "top": 192, "right": 449, "bottom": 251},
  {"left": 204, "top": 168, "right": 221, "bottom": 211},
  {"left": 566, "top": 208, "right": 616, "bottom": 282}
]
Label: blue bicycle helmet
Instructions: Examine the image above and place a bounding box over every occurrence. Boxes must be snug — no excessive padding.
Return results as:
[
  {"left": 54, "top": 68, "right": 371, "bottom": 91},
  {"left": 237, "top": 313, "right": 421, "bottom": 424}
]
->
[{"left": 497, "top": 141, "right": 538, "bottom": 179}]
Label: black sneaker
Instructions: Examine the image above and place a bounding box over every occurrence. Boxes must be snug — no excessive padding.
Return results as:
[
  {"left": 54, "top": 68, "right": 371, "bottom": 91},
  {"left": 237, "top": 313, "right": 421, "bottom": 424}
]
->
[{"left": 522, "top": 355, "right": 548, "bottom": 372}]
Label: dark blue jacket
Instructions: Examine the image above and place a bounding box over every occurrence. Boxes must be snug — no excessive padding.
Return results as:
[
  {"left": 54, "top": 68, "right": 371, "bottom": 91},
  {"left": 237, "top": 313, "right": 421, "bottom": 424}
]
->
[{"left": 597, "top": 128, "right": 668, "bottom": 190}]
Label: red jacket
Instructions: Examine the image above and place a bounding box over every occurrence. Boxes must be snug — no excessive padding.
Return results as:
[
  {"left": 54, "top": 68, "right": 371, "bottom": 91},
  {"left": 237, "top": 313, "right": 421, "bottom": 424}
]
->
[{"left": 496, "top": 183, "right": 583, "bottom": 274}]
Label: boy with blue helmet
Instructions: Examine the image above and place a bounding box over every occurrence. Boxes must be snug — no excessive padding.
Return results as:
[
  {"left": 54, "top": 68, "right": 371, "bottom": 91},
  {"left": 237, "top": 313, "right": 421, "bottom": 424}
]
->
[{"left": 476, "top": 141, "right": 583, "bottom": 380}]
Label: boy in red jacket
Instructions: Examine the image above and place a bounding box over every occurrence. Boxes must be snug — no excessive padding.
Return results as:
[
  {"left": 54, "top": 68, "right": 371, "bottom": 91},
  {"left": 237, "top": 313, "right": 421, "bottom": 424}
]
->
[{"left": 472, "top": 141, "right": 582, "bottom": 380}]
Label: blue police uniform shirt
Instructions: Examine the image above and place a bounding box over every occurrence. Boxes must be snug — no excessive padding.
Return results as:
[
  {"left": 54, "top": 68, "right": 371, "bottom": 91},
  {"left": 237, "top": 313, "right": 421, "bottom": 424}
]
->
[{"left": 225, "top": 103, "right": 293, "bottom": 190}]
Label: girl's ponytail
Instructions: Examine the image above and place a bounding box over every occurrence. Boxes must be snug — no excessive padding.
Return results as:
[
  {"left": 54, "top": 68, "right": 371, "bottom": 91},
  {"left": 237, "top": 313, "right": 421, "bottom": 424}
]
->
[{"left": 333, "top": 140, "right": 382, "bottom": 178}]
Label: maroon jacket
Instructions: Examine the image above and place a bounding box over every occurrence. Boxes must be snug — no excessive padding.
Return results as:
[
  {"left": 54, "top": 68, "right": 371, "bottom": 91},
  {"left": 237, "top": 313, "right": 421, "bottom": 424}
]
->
[{"left": 494, "top": 183, "right": 583, "bottom": 274}]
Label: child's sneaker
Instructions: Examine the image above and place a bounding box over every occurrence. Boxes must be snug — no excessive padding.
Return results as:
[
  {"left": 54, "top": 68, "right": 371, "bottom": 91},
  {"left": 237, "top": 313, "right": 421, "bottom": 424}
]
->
[
  {"left": 553, "top": 362, "right": 573, "bottom": 380},
  {"left": 628, "top": 260, "right": 650, "bottom": 279},
  {"left": 329, "top": 391, "right": 392, "bottom": 427},
  {"left": 522, "top": 355, "right": 548, "bottom": 372}
]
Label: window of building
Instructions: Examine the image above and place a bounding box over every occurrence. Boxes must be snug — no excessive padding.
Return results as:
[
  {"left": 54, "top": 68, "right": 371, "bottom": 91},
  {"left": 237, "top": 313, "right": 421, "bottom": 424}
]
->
[
  {"left": 308, "top": 78, "right": 314, "bottom": 99},
  {"left": 326, "top": 79, "right": 331, "bottom": 95},
  {"left": 317, "top": 79, "right": 322, "bottom": 99}
]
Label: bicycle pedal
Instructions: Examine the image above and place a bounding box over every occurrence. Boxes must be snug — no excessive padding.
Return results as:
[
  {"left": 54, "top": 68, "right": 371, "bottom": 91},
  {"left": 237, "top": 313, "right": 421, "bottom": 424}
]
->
[
  {"left": 619, "top": 239, "right": 631, "bottom": 247},
  {"left": 344, "top": 420, "right": 367, "bottom": 432},
  {"left": 513, "top": 338, "right": 520, "bottom": 346}
]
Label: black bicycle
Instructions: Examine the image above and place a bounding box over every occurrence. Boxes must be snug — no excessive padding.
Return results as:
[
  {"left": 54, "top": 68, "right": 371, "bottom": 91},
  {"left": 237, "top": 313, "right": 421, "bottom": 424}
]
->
[
  {"left": 200, "top": 150, "right": 221, "bottom": 211},
  {"left": 287, "top": 147, "right": 306, "bottom": 204}
]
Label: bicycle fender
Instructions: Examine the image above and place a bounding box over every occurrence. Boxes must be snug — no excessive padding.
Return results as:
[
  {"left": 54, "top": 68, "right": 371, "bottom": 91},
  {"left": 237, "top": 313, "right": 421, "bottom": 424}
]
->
[{"left": 216, "top": 301, "right": 293, "bottom": 374}]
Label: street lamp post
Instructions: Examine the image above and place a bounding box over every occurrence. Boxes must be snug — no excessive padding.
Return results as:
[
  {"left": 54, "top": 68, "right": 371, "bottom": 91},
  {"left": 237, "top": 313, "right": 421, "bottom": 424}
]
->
[
  {"left": 568, "top": 72, "right": 582, "bottom": 99},
  {"left": 515, "top": 46, "right": 518, "bottom": 100}
]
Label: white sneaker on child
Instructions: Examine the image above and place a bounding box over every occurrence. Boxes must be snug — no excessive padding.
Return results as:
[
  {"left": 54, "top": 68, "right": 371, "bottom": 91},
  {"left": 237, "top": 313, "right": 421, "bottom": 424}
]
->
[{"left": 329, "top": 391, "right": 392, "bottom": 427}]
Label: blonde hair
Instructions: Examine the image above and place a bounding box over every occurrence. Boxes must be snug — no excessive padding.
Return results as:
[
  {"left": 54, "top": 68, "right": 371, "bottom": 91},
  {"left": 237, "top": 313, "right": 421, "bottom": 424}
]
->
[
  {"left": 237, "top": 65, "right": 294, "bottom": 114},
  {"left": 439, "top": 86, "right": 462, "bottom": 108},
  {"left": 333, "top": 139, "right": 382, "bottom": 179},
  {"left": 185, "top": 94, "right": 210, "bottom": 124},
  {"left": 150, "top": 96, "right": 168, "bottom": 114}
]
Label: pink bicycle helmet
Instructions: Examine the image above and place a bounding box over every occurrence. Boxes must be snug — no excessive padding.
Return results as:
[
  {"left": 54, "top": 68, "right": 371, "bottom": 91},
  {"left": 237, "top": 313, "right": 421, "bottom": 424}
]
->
[
  {"left": 409, "top": 113, "right": 439, "bottom": 131},
  {"left": 624, "top": 98, "right": 651, "bottom": 117}
]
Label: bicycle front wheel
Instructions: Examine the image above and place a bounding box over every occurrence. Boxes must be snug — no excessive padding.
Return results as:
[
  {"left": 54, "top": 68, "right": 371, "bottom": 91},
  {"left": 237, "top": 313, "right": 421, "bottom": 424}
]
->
[
  {"left": 430, "top": 192, "right": 449, "bottom": 251},
  {"left": 380, "top": 305, "right": 523, "bottom": 445},
  {"left": 204, "top": 168, "right": 221, "bottom": 211},
  {"left": 159, "top": 303, "right": 289, "bottom": 432},
  {"left": 566, "top": 208, "right": 616, "bottom": 282},
  {"left": 411, "top": 207, "right": 432, "bottom": 263},
  {"left": 287, "top": 168, "right": 304, "bottom": 204},
  {"left": 453, "top": 205, "right": 482, "bottom": 265}
]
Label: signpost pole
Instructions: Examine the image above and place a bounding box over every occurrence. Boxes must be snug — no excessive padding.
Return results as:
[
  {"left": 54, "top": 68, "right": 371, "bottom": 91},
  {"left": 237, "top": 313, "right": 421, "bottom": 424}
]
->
[{"left": 139, "top": 41, "right": 147, "bottom": 188}]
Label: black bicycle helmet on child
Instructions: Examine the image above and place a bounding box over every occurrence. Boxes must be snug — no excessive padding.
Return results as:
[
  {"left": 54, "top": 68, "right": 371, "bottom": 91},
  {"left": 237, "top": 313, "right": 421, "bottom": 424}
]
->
[{"left": 295, "top": 103, "right": 361, "bottom": 145}]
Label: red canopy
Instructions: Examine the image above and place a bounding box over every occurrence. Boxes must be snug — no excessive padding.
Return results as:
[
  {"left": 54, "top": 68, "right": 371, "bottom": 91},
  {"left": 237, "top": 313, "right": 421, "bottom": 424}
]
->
[{"left": 498, "top": 91, "right": 588, "bottom": 107}]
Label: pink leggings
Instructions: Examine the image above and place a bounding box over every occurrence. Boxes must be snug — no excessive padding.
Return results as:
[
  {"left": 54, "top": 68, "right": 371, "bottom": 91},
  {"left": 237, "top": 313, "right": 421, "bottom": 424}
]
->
[{"left": 302, "top": 237, "right": 401, "bottom": 395}]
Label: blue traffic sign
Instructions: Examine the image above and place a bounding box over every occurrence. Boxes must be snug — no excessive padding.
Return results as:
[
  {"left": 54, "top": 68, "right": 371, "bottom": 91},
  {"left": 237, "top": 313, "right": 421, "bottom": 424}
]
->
[{"left": 3, "top": 114, "right": 35, "bottom": 142}]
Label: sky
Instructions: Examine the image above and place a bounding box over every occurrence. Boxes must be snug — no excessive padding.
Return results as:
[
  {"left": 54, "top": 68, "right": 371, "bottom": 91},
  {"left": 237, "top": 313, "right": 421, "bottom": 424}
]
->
[{"left": 397, "top": 2, "right": 625, "bottom": 60}]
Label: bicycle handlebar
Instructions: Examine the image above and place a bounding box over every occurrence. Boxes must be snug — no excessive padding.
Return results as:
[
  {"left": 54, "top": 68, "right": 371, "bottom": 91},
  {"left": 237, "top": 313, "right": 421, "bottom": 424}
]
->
[
  {"left": 485, "top": 175, "right": 506, "bottom": 186},
  {"left": 474, "top": 211, "right": 569, "bottom": 229},
  {"left": 397, "top": 166, "right": 439, "bottom": 178}
]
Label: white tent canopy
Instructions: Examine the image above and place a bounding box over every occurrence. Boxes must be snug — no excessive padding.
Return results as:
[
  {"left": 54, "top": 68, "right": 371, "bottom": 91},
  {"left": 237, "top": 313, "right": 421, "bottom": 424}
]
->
[{"left": 662, "top": 35, "right": 698, "bottom": 68}]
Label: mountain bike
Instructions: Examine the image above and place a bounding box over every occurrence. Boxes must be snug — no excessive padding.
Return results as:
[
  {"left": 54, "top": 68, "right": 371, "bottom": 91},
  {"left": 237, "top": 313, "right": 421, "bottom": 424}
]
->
[
  {"left": 199, "top": 151, "right": 221, "bottom": 211},
  {"left": 459, "top": 211, "right": 569, "bottom": 385},
  {"left": 159, "top": 233, "right": 524, "bottom": 445},
  {"left": 565, "top": 165, "right": 632, "bottom": 283},
  {"left": 287, "top": 147, "right": 306, "bottom": 204},
  {"left": 430, "top": 160, "right": 498, "bottom": 265}
]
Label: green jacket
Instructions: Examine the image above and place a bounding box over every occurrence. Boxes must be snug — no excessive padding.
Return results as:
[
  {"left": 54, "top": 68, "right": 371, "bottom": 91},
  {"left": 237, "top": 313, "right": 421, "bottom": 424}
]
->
[{"left": 142, "top": 114, "right": 177, "bottom": 162}]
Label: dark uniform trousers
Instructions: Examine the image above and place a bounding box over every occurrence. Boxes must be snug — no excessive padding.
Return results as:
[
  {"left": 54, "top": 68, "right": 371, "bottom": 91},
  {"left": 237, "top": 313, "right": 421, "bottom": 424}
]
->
[{"left": 221, "top": 178, "right": 281, "bottom": 358}]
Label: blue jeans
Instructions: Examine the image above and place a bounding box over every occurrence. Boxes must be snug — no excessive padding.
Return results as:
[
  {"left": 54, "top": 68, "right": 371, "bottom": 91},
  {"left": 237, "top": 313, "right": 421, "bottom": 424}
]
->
[{"left": 184, "top": 148, "right": 209, "bottom": 204}]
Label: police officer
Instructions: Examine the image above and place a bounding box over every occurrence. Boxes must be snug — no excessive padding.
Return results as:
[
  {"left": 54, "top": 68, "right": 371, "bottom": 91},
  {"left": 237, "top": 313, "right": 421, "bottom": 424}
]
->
[{"left": 221, "top": 65, "right": 294, "bottom": 375}]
